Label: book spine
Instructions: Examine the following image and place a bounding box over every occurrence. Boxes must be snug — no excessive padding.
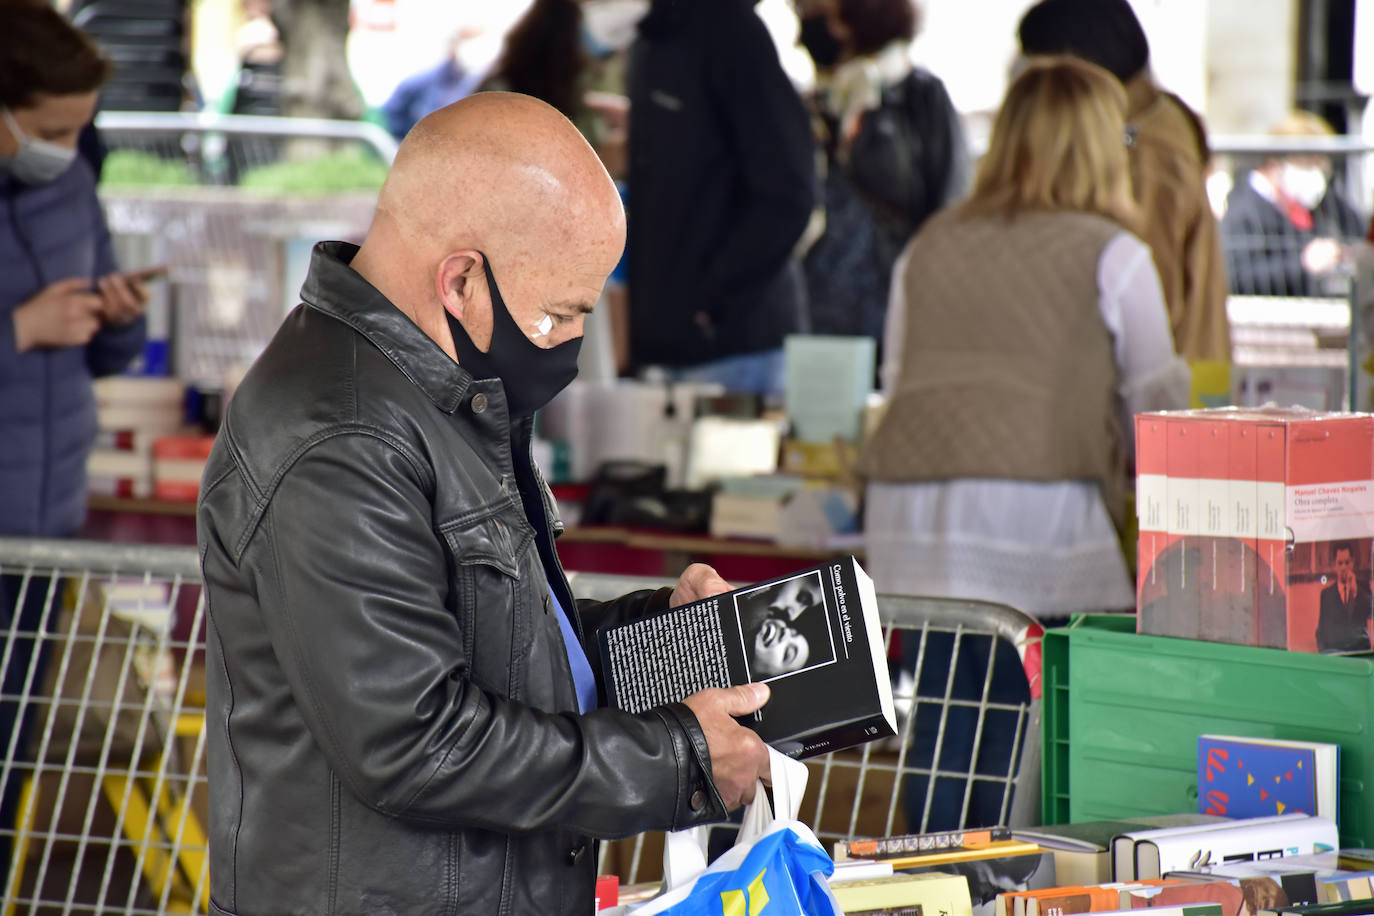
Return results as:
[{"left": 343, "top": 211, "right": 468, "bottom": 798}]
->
[
  {"left": 1229, "top": 421, "right": 1259, "bottom": 647},
  {"left": 1141, "top": 816, "right": 1338, "bottom": 878},
  {"left": 1196, "top": 420, "right": 1234, "bottom": 643},
  {"left": 1156, "top": 416, "right": 1201, "bottom": 638},
  {"left": 840, "top": 826, "right": 1013, "bottom": 860},
  {"left": 792, "top": 712, "right": 899, "bottom": 760},
  {"left": 1256, "top": 422, "right": 1288, "bottom": 649},
  {"left": 1136, "top": 414, "right": 1171, "bottom": 623}
]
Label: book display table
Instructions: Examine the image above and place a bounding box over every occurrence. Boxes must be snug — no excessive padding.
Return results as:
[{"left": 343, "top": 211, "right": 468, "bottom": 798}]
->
[{"left": 1041, "top": 614, "right": 1373, "bottom": 847}]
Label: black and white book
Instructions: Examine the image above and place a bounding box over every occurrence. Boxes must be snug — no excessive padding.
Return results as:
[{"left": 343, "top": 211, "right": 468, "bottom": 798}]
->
[
  {"left": 596, "top": 555, "right": 896, "bottom": 758},
  {"left": 1112, "top": 813, "right": 1339, "bottom": 881}
]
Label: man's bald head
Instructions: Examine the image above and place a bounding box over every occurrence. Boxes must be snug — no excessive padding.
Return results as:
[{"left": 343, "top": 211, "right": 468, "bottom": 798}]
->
[{"left": 352, "top": 92, "right": 625, "bottom": 360}]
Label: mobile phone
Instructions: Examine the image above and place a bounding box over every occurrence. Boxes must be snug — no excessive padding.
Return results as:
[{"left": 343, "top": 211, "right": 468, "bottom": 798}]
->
[{"left": 127, "top": 265, "right": 170, "bottom": 284}]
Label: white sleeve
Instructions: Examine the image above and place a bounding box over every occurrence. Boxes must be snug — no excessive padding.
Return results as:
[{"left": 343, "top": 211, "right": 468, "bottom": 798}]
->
[
  {"left": 879, "top": 244, "right": 912, "bottom": 397},
  {"left": 1098, "top": 231, "right": 1191, "bottom": 426}
]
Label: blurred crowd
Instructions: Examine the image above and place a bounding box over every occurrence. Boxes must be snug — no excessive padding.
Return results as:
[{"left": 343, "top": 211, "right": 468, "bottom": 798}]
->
[{"left": 5, "top": 0, "right": 1374, "bottom": 623}]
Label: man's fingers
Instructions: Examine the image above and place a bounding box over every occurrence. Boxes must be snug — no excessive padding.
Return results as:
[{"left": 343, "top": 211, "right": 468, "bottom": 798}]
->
[{"left": 719, "top": 682, "right": 770, "bottom": 717}]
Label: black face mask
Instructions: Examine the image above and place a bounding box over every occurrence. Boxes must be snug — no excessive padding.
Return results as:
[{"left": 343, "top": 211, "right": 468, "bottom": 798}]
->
[
  {"left": 446, "top": 257, "right": 582, "bottom": 418},
  {"left": 799, "top": 15, "right": 843, "bottom": 69}
]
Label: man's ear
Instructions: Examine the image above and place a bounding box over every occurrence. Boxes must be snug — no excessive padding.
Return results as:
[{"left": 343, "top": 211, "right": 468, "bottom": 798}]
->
[{"left": 435, "top": 251, "right": 485, "bottom": 320}]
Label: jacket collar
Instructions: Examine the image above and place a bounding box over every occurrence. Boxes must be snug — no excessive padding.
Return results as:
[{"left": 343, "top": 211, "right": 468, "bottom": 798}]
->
[
  {"left": 1123, "top": 72, "right": 1159, "bottom": 120},
  {"left": 300, "top": 240, "right": 476, "bottom": 414}
]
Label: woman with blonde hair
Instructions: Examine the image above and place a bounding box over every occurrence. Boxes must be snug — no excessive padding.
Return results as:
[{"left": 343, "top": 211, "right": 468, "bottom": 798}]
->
[{"left": 857, "top": 55, "right": 1189, "bottom": 623}]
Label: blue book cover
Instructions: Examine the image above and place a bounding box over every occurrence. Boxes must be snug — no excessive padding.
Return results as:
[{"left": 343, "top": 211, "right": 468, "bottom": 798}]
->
[{"left": 1198, "top": 734, "right": 1339, "bottom": 820}]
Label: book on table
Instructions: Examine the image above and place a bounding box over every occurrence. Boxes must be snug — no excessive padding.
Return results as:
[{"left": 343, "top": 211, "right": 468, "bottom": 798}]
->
[
  {"left": 1012, "top": 815, "right": 1222, "bottom": 886},
  {"left": 1113, "top": 814, "right": 1339, "bottom": 882},
  {"left": 1134, "top": 408, "right": 1374, "bottom": 653},
  {"left": 837, "top": 827, "right": 1015, "bottom": 862},
  {"left": 828, "top": 871, "right": 974, "bottom": 916},
  {"left": 1197, "top": 734, "right": 1340, "bottom": 822},
  {"left": 897, "top": 843, "right": 1057, "bottom": 916},
  {"left": 597, "top": 555, "right": 895, "bottom": 758},
  {"left": 1165, "top": 849, "right": 1374, "bottom": 907}
]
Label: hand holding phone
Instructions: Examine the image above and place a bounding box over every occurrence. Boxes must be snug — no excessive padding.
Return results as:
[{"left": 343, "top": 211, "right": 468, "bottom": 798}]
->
[
  {"left": 96, "top": 265, "right": 166, "bottom": 324},
  {"left": 126, "top": 264, "right": 170, "bottom": 285}
]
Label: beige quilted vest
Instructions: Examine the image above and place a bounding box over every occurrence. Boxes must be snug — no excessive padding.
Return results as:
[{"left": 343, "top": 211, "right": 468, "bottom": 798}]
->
[{"left": 856, "top": 207, "right": 1128, "bottom": 529}]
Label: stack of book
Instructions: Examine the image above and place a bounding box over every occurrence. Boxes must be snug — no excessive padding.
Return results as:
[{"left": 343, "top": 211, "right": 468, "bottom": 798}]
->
[
  {"left": 151, "top": 433, "right": 215, "bottom": 502},
  {"left": 832, "top": 827, "right": 1057, "bottom": 916},
  {"left": 707, "top": 473, "right": 859, "bottom": 547},
  {"left": 704, "top": 334, "right": 874, "bottom": 547},
  {"left": 88, "top": 377, "right": 187, "bottom": 498},
  {"left": 1135, "top": 407, "right": 1374, "bottom": 653},
  {"left": 824, "top": 813, "right": 1362, "bottom": 916}
]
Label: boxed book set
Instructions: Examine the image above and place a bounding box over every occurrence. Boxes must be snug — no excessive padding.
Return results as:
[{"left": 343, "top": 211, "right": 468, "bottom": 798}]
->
[{"left": 1135, "top": 406, "right": 1374, "bottom": 653}]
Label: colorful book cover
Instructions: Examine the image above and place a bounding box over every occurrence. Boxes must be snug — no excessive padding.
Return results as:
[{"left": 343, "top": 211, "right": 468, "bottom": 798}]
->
[
  {"left": 1282, "top": 415, "right": 1374, "bottom": 653},
  {"left": 1126, "top": 873, "right": 1337, "bottom": 913},
  {"left": 1198, "top": 735, "right": 1339, "bottom": 824}
]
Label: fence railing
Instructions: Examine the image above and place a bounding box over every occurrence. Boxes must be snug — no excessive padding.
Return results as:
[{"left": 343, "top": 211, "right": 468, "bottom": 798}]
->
[{"left": 0, "top": 538, "right": 1044, "bottom": 911}]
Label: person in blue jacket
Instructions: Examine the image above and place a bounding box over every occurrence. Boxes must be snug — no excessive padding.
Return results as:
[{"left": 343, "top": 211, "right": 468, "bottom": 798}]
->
[{"left": 0, "top": 1, "right": 150, "bottom": 875}]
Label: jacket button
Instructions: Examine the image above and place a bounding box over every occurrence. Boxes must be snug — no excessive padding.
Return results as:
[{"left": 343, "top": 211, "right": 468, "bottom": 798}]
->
[
  {"left": 567, "top": 843, "right": 586, "bottom": 866},
  {"left": 689, "top": 788, "right": 707, "bottom": 812},
  {"left": 470, "top": 393, "right": 488, "bottom": 414}
]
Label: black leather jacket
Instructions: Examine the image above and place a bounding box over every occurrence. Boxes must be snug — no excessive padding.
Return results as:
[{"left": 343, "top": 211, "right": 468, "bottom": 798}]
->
[{"left": 197, "top": 243, "right": 725, "bottom": 915}]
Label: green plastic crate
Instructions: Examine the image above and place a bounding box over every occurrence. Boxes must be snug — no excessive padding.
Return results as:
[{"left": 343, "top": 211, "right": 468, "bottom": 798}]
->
[{"left": 1041, "top": 614, "right": 1372, "bottom": 847}]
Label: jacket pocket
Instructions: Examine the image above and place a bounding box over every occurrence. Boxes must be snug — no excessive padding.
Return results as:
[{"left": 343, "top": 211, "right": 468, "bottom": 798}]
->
[{"left": 441, "top": 509, "right": 537, "bottom": 696}]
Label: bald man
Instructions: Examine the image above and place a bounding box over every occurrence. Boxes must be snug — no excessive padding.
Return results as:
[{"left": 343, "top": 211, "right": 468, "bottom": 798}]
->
[{"left": 196, "top": 93, "right": 771, "bottom": 915}]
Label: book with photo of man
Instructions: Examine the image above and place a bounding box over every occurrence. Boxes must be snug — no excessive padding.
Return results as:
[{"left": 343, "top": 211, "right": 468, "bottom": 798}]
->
[{"left": 596, "top": 555, "right": 896, "bottom": 758}]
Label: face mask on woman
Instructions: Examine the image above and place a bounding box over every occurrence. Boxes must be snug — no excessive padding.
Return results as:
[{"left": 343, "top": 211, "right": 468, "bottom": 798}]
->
[
  {"left": 799, "top": 15, "right": 843, "bottom": 69},
  {"left": 0, "top": 108, "right": 77, "bottom": 185}
]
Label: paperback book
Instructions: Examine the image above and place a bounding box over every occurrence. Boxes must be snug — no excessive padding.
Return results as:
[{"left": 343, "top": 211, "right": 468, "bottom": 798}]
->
[
  {"left": 1013, "top": 815, "right": 1222, "bottom": 886},
  {"left": 1197, "top": 735, "right": 1340, "bottom": 822},
  {"left": 1115, "top": 814, "right": 1338, "bottom": 882},
  {"left": 597, "top": 555, "right": 896, "bottom": 758}
]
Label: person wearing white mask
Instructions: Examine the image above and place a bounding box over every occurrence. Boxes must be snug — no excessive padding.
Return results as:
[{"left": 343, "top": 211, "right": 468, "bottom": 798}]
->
[
  {"left": 1220, "top": 110, "right": 1368, "bottom": 297},
  {"left": 0, "top": 0, "right": 151, "bottom": 881}
]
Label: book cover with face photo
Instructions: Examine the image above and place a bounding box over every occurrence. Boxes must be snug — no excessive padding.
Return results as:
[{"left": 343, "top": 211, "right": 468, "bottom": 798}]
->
[{"left": 596, "top": 555, "right": 896, "bottom": 758}]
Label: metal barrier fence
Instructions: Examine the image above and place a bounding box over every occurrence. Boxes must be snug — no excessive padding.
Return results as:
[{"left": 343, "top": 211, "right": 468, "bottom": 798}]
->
[
  {"left": 0, "top": 541, "right": 207, "bottom": 915},
  {"left": 1209, "top": 134, "right": 1374, "bottom": 411},
  {"left": 0, "top": 540, "right": 1042, "bottom": 912},
  {"left": 93, "top": 112, "right": 391, "bottom": 391}
]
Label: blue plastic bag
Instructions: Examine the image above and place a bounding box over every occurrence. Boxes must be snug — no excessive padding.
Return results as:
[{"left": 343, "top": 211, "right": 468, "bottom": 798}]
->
[{"left": 632, "top": 749, "right": 842, "bottom": 916}]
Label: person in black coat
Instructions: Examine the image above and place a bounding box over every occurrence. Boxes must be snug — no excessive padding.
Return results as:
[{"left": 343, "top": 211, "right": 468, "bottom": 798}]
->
[
  {"left": 626, "top": 0, "right": 815, "bottom": 397},
  {"left": 795, "top": 0, "right": 967, "bottom": 346},
  {"left": 1315, "top": 541, "right": 1373, "bottom": 653},
  {"left": 1220, "top": 110, "right": 1366, "bottom": 297}
]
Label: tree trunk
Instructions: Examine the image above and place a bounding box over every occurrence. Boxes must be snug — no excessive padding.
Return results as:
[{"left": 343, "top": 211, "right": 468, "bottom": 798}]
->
[{"left": 274, "top": 0, "right": 362, "bottom": 122}]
